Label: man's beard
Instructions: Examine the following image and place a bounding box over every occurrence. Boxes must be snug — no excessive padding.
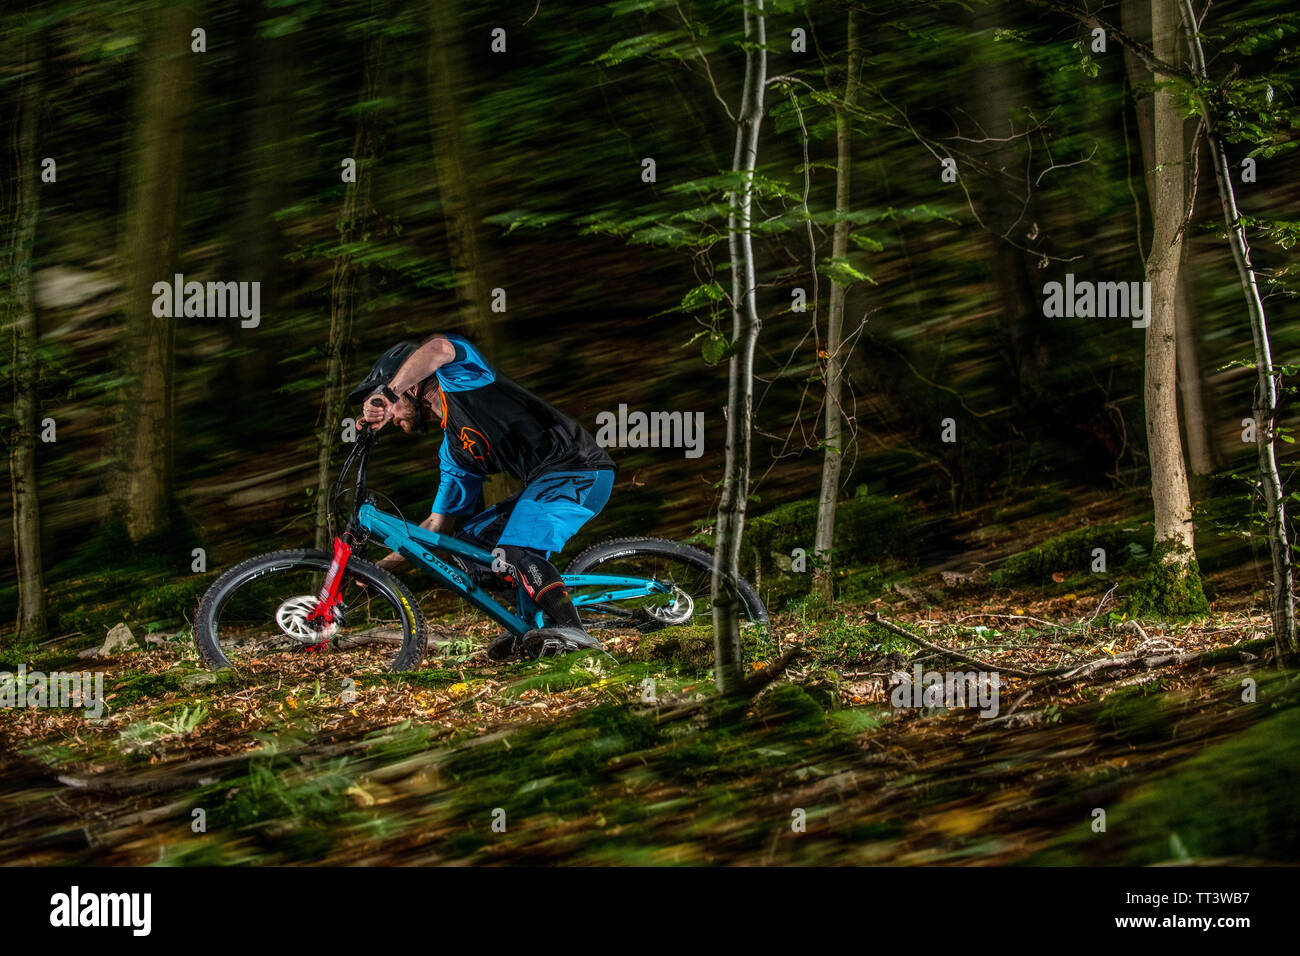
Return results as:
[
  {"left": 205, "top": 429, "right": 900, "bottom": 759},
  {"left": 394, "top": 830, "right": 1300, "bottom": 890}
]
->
[{"left": 410, "top": 392, "right": 435, "bottom": 433}]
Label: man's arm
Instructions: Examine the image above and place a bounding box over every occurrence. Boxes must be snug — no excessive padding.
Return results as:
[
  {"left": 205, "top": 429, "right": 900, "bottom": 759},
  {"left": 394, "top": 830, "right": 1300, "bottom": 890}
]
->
[
  {"left": 359, "top": 335, "right": 456, "bottom": 429},
  {"left": 376, "top": 442, "right": 483, "bottom": 572},
  {"left": 389, "top": 335, "right": 456, "bottom": 397},
  {"left": 375, "top": 511, "right": 457, "bottom": 572}
]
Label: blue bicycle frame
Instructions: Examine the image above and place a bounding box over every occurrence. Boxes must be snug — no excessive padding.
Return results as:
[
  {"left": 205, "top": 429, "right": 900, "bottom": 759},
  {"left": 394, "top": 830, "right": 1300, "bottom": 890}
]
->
[{"left": 357, "top": 503, "right": 673, "bottom": 638}]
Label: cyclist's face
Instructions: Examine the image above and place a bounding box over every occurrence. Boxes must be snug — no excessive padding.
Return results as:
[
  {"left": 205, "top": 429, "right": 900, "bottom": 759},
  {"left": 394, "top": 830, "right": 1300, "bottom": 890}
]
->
[
  {"left": 390, "top": 388, "right": 436, "bottom": 433},
  {"left": 390, "top": 395, "right": 420, "bottom": 433}
]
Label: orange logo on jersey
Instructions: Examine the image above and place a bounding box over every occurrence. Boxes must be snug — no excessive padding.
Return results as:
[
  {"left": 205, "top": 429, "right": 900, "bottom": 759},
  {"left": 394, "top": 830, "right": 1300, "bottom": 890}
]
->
[{"left": 459, "top": 426, "right": 491, "bottom": 460}]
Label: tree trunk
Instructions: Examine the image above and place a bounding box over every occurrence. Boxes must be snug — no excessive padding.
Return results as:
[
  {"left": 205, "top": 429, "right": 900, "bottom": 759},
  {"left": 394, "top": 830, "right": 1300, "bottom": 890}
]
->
[
  {"left": 1143, "top": 0, "right": 1197, "bottom": 565},
  {"left": 315, "top": 33, "right": 389, "bottom": 549},
  {"left": 713, "top": 0, "right": 766, "bottom": 694},
  {"left": 230, "top": 0, "right": 292, "bottom": 417},
  {"left": 428, "top": 0, "right": 519, "bottom": 508},
  {"left": 427, "top": 0, "right": 496, "bottom": 358},
  {"left": 1122, "top": 0, "right": 1220, "bottom": 476},
  {"left": 813, "top": 10, "right": 860, "bottom": 606},
  {"left": 8, "top": 34, "right": 47, "bottom": 639},
  {"left": 114, "top": 3, "right": 194, "bottom": 542},
  {"left": 1178, "top": 0, "right": 1296, "bottom": 655},
  {"left": 968, "top": 0, "right": 1051, "bottom": 405}
]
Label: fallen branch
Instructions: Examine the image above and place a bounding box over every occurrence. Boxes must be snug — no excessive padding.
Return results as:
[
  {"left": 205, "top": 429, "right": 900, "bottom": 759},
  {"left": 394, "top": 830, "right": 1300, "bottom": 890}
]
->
[
  {"left": 868, "top": 612, "right": 1035, "bottom": 678},
  {"left": 332, "top": 627, "right": 407, "bottom": 649},
  {"left": 1029, "top": 642, "right": 1260, "bottom": 686}
]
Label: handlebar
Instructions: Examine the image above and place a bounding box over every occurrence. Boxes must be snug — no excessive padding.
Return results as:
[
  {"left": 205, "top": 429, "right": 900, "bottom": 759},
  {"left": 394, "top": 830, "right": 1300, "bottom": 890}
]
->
[{"left": 328, "top": 417, "right": 380, "bottom": 541}]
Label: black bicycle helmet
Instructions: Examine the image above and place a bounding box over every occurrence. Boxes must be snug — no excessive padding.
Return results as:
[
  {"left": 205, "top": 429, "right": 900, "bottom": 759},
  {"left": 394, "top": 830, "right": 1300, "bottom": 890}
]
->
[{"left": 347, "top": 341, "right": 419, "bottom": 405}]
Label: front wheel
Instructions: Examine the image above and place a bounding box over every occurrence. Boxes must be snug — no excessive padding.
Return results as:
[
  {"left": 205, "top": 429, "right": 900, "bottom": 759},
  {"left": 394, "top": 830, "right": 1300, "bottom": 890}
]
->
[
  {"left": 564, "top": 537, "right": 768, "bottom": 632},
  {"left": 194, "top": 549, "right": 427, "bottom": 672}
]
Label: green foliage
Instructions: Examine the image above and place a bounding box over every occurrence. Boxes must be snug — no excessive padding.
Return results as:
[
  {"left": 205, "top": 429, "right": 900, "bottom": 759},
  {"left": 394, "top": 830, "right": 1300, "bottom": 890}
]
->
[
  {"left": 133, "top": 576, "right": 215, "bottom": 630},
  {"left": 118, "top": 704, "right": 209, "bottom": 751},
  {"left": 990, "top": 524, "right": 1152, "bottom": 587},
  {"left": 635, "top": 622, "right": 768, "bottom": 672},
  {"left": 202, "top": 753, "right": 383, "bottom": 862},
  {"left": 1033, "top": 701, "right": 1300, "bottom": 864},
  {"left": 107, "top": 667, "right": 237, "bottom": 708},
  {"left": 795, "top": 612, "right": 911, "bottom": 665},
  {"left": 740, "top": 487, "right": 914, "bottom": 606},
  {"left": 1097, "top": 684, "right": 1175, "bottom": 744},
  {"left": 441, "top": 704, "right": 661, "bottom": 822},
  {"left": 753, "top": 683, "right": 829, "bottom": 734},
  {"left": 1125, "top": 544, "right": 1210, "bottom": 621},
  {"left": 836, "top": 565, "right": 890, "bottom": 603}
]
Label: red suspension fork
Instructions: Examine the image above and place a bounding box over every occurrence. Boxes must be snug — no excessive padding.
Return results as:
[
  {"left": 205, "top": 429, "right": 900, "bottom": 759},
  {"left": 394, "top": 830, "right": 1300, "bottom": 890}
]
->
[{"left": 307, "top": 536, "right": 353, "bottom": 625}]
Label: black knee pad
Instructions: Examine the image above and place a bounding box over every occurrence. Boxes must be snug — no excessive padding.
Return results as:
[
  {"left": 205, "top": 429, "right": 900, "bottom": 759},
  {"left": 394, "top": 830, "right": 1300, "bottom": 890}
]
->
[
  {"left": 496, "top": 545, "right": 580, "bottom": 628},
  {"left": 496, "top": 545, "right": 560, "bottom": 598}
]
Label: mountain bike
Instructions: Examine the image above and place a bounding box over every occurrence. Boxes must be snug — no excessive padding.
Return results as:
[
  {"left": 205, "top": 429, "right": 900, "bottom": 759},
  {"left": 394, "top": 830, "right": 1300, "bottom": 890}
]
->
[{"left": 194, "top": 423, "right": 767, "bottom": 671}]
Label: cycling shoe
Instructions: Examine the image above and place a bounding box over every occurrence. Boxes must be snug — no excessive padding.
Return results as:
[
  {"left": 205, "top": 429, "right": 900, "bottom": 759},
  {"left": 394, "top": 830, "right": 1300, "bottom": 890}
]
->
[{"left": 518, "top": 627, "right": 603, "bottom": 660}]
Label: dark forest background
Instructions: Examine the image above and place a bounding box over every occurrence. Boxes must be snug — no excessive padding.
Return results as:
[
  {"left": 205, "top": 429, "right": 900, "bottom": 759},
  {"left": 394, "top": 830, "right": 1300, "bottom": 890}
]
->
[{"left": 2, "top": 0, "right": 1297, "bottom": 641}]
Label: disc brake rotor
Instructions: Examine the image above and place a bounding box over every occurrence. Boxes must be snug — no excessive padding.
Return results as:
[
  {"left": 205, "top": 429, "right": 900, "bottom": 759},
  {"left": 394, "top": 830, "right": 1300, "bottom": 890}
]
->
[
  {"left": 275, "top": 595, "right": 341, "bottom": 642},
  {"left": 644, "top": 584, "right": 694, "bottom": 625}
]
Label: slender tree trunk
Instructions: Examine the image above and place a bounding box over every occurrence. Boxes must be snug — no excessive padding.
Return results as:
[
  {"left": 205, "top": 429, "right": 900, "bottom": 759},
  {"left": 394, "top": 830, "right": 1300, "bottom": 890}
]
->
[
  {"left": 8, "top": 34, "right": 47, "bottom": 639},
  {"left": 813, "top": 10, "right": 860, "bottom": 606},
  {"left": 1178, "top": 0, "right": 1296, "bottom": 655},
  {"left": 1122, "top": 0, "right": 1219, "bottom": 475},
  {"left": 230, "top": 0, "right": 289, "bottom": 417},
  {"left": 713, "top": 0, "right": 766, "bottom": 694},
  {"left": 114, "top": 3, "right": 194, "bottom": 542},
  {"left": 1143, "top": 0, "right": 1197, "bottom": 564},
  {"left": 315, "top": 34, "right": 388, "bottom": 549}
]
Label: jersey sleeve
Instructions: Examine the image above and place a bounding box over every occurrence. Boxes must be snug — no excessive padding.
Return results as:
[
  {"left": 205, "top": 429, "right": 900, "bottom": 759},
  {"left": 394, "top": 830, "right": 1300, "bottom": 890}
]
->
[
  {"left": 435, "top": 335, "right": 496, "bottom": 392},
  {"left": 430, "top": 437, "right": 485, "bottom": 516}
]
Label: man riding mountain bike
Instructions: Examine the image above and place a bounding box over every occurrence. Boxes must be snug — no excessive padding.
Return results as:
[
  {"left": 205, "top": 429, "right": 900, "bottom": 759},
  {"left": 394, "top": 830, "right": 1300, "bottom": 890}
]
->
[{"left": 350, "top": 333, "right": 616, "bottom": 661}]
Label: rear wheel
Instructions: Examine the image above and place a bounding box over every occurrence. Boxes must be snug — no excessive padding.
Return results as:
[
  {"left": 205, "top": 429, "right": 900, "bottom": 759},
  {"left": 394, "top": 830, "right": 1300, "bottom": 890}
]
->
[
  {"left": 564, "top": 537, "right": 768, "bottom": 633},
  {"left": 194, "top": 549, "right": 426, "bottom": 671}
]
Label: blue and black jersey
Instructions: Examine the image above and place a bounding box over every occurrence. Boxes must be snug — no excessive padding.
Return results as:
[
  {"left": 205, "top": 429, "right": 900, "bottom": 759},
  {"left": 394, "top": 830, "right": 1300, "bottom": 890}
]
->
[{"left": 429, "top": 335, "right": 614, "bottom": 516}]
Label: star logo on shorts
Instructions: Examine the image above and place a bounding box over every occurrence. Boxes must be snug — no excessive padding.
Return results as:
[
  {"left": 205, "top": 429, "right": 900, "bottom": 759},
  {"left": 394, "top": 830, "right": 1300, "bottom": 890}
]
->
[{"left": 535, "top": 475, "right": 594, "bottom": 504}]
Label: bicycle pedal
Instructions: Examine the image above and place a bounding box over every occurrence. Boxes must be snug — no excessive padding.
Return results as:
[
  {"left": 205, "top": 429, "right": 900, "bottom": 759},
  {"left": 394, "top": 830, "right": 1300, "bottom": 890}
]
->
[{"left": 485, "top": 633, "right": 520, "bottom": 661}]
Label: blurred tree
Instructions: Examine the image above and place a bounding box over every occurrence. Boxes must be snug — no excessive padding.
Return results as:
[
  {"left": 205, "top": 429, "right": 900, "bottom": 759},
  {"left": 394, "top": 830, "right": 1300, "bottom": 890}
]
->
[
  {"left": 7, "top": 26, "right": 47, "bottom": 639},
  {"left": 228, "top": 0, "right": 298, "bottom": 416},
  {"left": 813, "top": 7, "right": 860, "bottom": 606},
  {"left": 967, "top": 0, "right": 1052, "bottom": 408},
  {"left": 113, "top": 2, "right": 195, "bottom": 542},
  {"left": 427, "top": 0, "right": 496, "bottom": 357},
  {"left": 427, "top": 0, "right": 516, "bottom": 507},
  {"left": 316, "top": 16, "right": 390, "bottom": 550}
]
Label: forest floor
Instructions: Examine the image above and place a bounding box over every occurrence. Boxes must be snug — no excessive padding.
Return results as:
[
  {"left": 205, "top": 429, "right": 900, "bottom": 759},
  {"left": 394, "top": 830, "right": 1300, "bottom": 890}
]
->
[{"left": 1, "top": 555, "right": 1294, "bottom": 865}]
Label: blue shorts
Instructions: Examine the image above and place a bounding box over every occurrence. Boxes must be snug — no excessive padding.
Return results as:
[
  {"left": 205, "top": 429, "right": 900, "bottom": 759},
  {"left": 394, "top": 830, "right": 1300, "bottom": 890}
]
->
[{"left": 458, "top": 469, "right": 614, "bottom": 557}]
